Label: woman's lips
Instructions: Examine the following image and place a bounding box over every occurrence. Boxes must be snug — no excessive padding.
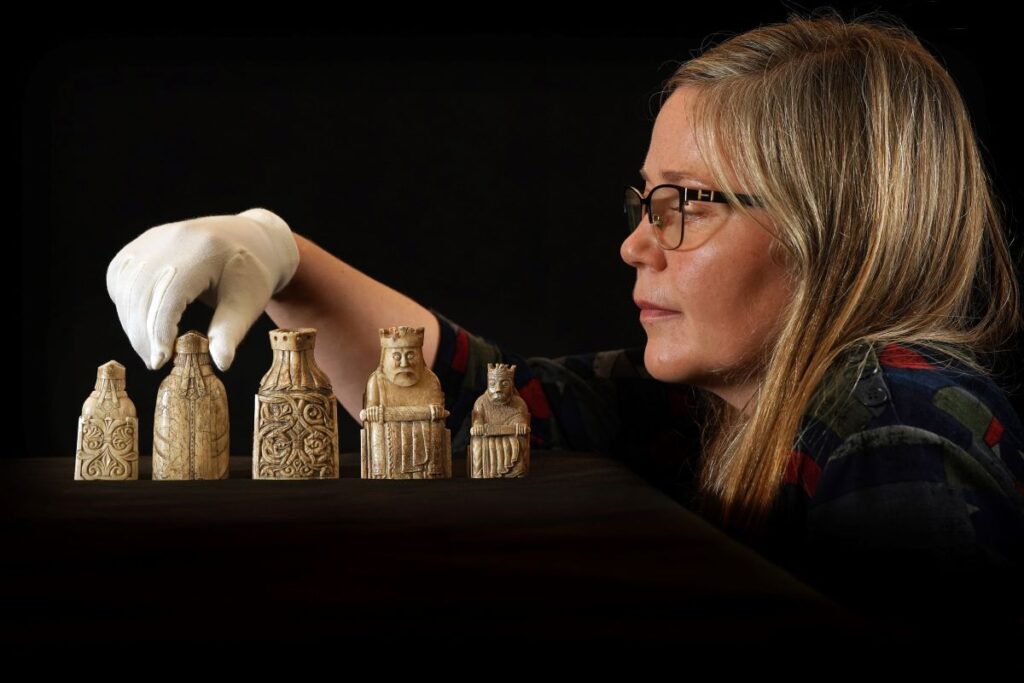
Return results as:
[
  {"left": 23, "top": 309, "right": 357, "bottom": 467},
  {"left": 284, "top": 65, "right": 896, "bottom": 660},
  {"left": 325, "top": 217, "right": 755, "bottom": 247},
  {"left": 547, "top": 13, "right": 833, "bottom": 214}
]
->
[
  {"left": 634, "top": 297, "right": 680, "bottom": 322},
  {"left": 639, "top": 307, "right": 681, "bottom": 322}
]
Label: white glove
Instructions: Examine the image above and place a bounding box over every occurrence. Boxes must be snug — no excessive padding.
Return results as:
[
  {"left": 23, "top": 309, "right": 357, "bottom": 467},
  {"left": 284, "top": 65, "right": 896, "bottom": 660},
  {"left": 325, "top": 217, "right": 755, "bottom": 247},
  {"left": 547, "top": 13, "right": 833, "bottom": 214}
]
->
[{"left": 106, "top": 207, "right": 300, "bottom": 372}]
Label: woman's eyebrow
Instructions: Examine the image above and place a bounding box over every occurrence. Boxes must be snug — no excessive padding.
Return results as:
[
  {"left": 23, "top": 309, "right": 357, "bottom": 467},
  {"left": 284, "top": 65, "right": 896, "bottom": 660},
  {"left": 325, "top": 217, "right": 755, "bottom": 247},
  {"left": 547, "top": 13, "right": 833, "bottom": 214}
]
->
[{"left": 639, "top": 167, "right": 711, "bottom": 185}]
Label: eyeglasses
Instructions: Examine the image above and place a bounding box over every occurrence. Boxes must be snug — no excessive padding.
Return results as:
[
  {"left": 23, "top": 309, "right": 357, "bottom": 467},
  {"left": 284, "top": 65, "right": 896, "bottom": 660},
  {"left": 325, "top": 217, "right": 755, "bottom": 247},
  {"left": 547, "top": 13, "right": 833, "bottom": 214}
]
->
[{"left": 624, "top": 183, "right": 765, "bottom": 250}]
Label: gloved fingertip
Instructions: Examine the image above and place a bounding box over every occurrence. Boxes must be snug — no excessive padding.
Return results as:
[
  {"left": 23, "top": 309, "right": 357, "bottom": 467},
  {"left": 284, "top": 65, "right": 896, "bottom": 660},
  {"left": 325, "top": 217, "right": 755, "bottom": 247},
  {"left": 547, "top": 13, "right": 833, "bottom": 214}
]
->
[
  {"left": 149, "top": 350, "right": 167, "bottom": 371},
  {"left": 209, "top": 340, "right": 234, "bottom": 372}
]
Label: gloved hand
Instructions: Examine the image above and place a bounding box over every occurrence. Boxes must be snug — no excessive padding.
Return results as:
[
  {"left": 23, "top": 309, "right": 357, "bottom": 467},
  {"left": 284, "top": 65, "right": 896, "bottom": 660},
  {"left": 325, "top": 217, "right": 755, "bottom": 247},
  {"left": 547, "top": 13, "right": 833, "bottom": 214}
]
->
[{"left": 106, "top": 207, "right": 300, "bottom": 372}]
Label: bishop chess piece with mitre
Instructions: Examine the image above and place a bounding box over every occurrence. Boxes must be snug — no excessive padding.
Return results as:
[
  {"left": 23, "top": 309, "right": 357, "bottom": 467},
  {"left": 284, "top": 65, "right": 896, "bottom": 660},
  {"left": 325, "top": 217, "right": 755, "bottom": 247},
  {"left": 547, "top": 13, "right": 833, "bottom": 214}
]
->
[
  {"left": 360, "top": 325, "right": 452, "bottom": 479},
  {"left": 152, "top": 331, "right": 230, "bottom": 481}
]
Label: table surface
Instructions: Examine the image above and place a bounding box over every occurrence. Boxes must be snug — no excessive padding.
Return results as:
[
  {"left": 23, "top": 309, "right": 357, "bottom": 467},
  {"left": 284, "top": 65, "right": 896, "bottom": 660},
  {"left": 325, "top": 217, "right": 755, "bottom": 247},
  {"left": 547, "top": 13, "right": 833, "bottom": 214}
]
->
[{"left": 1, "top": 450, "right": 924, "bottom": 646}]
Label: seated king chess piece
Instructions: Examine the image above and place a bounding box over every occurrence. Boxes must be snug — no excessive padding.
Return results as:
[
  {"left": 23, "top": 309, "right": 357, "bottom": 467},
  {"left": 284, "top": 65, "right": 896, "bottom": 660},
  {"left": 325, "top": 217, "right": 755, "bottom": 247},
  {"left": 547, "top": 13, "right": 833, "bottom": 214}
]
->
[
  {"left": 360, "top": 325, "right": 452, "bottom": 479},
  {"left": 468, "top": 363, "right": 530, "bottom": 478}
]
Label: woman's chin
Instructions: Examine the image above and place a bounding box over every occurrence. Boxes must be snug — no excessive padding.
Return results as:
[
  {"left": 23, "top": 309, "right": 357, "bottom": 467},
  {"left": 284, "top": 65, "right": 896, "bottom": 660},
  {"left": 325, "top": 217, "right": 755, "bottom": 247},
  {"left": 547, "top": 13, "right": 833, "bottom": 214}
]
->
[{"left": 643, "top": 343, "right": 691, "bottom": 384}]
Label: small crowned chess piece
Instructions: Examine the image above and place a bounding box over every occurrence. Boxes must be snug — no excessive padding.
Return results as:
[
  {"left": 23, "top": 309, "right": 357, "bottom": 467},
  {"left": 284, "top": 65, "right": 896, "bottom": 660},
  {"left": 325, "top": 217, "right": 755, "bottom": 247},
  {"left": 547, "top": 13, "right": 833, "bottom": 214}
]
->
[
  {"left": 153, "top": 331, "right": 230, "bottom": 480},
  {"left": 253, "top": 328, "right": 340, "bottom": 480},
  {"left": 75, "top": 360, "right": 140, "bottom": 480},
  {"left": 468, "top": 363, "right": 531, "bottom": 478},
  {"left": 360, "top": 325, "right": 452, "bottom": 479}
]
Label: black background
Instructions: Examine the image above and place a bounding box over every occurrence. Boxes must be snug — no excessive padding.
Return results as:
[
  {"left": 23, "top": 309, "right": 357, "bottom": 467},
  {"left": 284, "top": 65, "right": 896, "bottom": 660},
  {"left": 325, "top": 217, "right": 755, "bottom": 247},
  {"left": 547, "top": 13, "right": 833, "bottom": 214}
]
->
[{"left": 16, "top": 2, "right": 1024, "bottom": 458}]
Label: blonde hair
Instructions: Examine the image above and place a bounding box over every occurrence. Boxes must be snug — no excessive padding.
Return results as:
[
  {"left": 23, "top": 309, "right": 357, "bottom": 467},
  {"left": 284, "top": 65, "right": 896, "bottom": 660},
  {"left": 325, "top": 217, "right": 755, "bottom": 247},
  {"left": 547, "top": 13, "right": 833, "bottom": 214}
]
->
[{"left": 658, "top": 8, "right": 1024, "bottom": 536}]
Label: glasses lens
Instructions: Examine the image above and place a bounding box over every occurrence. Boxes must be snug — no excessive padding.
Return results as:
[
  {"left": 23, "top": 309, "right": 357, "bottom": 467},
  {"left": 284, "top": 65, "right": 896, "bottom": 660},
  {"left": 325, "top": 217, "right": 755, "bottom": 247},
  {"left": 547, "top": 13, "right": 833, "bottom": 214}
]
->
[
  {"left": 650, "top": 186, "right": 683, "bottom": 249},
  {"left": 624, "top": 186, "right": 684, "bottom": 248},
  {"left": 624, "top": 187, "right": 643, "bottom": 233}
]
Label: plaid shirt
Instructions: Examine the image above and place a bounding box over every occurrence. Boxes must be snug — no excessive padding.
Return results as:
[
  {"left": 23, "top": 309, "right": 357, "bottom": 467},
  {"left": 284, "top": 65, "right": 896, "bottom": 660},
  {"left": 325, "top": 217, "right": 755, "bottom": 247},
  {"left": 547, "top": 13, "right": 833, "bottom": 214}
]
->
[{"left": 427, "top": 307, "right": 1024, "bottom": 635}]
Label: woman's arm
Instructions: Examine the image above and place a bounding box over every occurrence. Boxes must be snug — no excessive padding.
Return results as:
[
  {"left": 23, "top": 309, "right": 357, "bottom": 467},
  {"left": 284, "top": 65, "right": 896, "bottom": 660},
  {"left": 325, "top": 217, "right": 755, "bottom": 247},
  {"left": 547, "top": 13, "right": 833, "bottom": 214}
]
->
[
  {"left": 263, "top": 232, "right": 703, "bottom": 500},
  {"left": 263, "top": 231, "right": 441, "bottom": 423}
]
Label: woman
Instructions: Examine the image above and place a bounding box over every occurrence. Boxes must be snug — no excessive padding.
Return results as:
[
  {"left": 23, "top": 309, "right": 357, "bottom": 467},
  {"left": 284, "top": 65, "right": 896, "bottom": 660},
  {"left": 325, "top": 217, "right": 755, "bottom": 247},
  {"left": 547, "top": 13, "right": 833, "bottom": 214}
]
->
[{"left": 106, "top": 10, "right": 1024, "bottom": 638}]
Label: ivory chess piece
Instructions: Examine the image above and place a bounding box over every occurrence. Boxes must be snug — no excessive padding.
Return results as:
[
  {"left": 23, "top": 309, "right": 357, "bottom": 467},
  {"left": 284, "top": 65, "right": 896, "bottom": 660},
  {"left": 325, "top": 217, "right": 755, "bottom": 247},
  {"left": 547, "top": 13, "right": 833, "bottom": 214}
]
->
[
  {"left": 153, "top": 331, "right": 230, "bottom": 480},
  {"left": 360, "top": 325, "right": 452, "bottom": 479},
  {"left": 253, "top": 328, "right": 340, "bottom": 479},
  {"left": 74, "top": 360, "right": 139, "bottom": 480},
  {"left": 468, "top": 363, "right": 530, "bottom": 478}
]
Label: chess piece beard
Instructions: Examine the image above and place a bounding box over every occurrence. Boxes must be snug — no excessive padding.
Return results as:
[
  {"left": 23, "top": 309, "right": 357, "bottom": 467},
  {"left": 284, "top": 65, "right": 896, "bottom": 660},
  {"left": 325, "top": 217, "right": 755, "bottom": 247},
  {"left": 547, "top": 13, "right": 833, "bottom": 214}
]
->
[
  {"left": 488, "top": 386, "right": 513, "bottom": 404},
  {"left": 387, "top": 368, "right": 420, "bottom": 387}
]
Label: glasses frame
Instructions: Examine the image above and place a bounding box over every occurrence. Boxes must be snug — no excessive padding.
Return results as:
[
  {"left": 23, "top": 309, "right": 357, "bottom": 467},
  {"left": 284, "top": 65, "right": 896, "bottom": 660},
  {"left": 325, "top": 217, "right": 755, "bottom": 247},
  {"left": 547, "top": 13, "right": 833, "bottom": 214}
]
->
[{"left": 625, "top": 183, "right": 765, "bottom": 250}]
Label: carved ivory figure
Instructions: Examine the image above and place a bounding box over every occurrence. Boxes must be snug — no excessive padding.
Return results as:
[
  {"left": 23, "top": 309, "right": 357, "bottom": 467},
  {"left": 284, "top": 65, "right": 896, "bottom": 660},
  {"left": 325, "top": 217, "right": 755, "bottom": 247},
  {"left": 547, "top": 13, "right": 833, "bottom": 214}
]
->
[
  {"left": 253, "top": 328, "right": 340, "bottom": 480},
  {"left": 75, "top": 360, "right": 139, "bottom": 480},
  {"left": 153, "top": 331, "right": 230, "bottom": 480},
  {"left": 360, "top": 325, "right": 451, "bottom": 479},
  {"left": 468, "top": 363, "right": 530, "bottom": 478}
]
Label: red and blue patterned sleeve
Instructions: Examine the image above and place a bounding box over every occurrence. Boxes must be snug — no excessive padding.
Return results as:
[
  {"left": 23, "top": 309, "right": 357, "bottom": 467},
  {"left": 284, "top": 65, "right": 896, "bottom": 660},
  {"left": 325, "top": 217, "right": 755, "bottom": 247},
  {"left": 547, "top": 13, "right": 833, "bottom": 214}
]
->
[{"left": 427, "top": 307, "right": 704, "bottom": 502}]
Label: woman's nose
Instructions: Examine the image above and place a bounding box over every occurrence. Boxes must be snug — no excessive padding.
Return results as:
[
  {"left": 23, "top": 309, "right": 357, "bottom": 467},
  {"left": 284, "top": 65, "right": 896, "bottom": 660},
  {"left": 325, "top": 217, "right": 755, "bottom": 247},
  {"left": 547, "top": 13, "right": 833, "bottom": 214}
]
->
[{"left": 620, "top": 219, "right": 666, "bottom": 269}]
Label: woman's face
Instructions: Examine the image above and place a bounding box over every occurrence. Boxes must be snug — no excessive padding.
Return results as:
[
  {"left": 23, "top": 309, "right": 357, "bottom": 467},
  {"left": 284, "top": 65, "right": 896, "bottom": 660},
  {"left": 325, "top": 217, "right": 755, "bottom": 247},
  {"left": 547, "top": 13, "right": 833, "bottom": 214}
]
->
[{"left": 620, "top": 86, "right": 795, "bottom": 414}]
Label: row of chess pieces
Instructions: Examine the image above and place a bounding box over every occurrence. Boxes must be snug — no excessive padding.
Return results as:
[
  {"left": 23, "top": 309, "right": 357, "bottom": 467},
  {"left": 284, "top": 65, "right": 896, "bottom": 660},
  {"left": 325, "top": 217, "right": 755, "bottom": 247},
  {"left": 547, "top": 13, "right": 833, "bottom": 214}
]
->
[{"left": 74, "top": 325, "right": 531, "bottom": 481}]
